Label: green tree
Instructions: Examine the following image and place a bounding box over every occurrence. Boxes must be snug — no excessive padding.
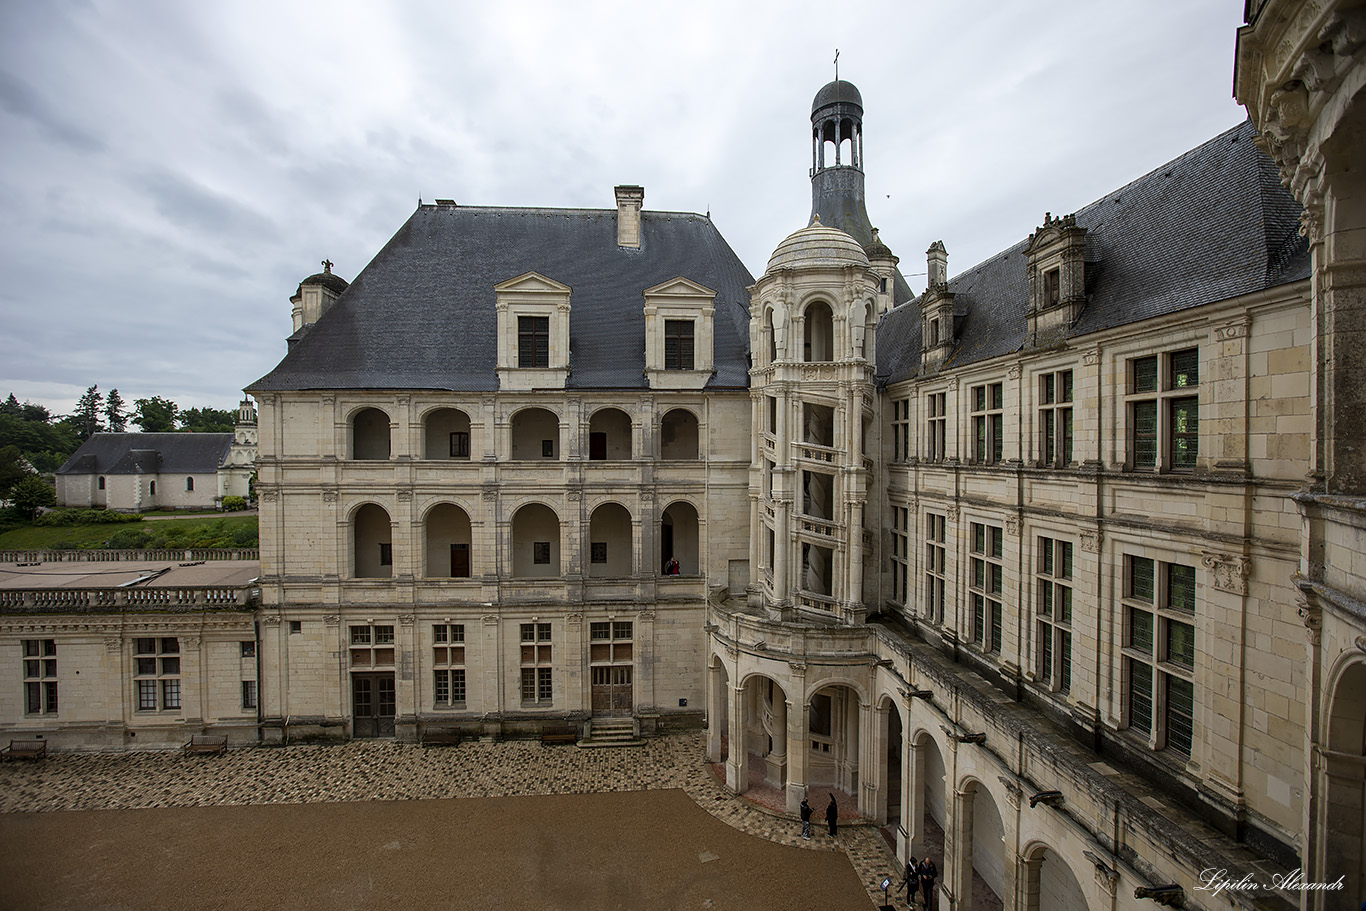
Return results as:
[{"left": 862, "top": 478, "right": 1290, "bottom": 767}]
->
[
  {"left": 179, "top": 406, "right": 235, "bottom": 433},
  {"left": 73, "top": 385, "right": 104, "bottom": 440},
  {"left": 0, "top": 394, "right": 20, "bottom": 417},
  {"left": 133, "top": 396, "right": 179, "bottom": 432},
  {"left": 105, "top": 388, "right": 128, "bottom": 432},
  {"left": 0, "top": 444, "right": 29, "bottom": 498},
  {"left": 11, "top": 474, "right": 55, "bottom": 519}
]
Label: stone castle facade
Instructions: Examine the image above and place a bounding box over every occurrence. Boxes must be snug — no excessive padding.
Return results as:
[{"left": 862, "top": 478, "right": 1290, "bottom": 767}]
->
[{"left": 1, "top": 3, "right": 1362, "bottom": 908}]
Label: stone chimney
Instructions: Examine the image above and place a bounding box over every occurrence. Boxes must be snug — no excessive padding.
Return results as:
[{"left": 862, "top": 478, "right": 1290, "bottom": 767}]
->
[
  {"left": 926, "top": 240, "right": 948, "bottom": 289},
  {"left": 615, "top": 185, "right": 644, "bottom": 249}
]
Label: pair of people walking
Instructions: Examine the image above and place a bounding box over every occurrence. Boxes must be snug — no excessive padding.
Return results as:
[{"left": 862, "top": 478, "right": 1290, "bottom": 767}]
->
[
  {"left": 797, "top": 795, "right": 839, "bottom": 838},
  {"left": 898, "top": 854, "right": 938, "bottom": 909},
  {"left": 896, "top": 857, "right": 939, "bottom": 911}
]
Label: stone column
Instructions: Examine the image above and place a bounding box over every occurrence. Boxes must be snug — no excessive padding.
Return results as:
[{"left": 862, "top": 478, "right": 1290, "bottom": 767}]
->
[
  {"left": 905, "top": 737, "right": 925, "bottom": 860},
  {"left": 705, "top": 660, "right": 725, "bottom": 763},
  {"left": 865, "top": 701, "right": 888, "bottom": 822},
  {"left": 726, "top": 683, "right": 749, "bottom": 793},
  {"left": 1019, "top": 852, "right": 1043, "bottom": 911},
  {"left": 786, "top": 667, "right": 810, "bottom": 813},
  {"left": 948, "top": 785, "right": 976, "bottom": 911},
  {"left": 765, "top": 690, "right": 788, "bottom": 787}
]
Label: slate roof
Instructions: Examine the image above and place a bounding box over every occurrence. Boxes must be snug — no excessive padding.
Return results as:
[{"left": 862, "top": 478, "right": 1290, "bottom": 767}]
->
[
  {"left": 250, "top": 207, "right": 756, "bottom": 393},
  {"left": 875, "top": 121, "right": 1311, "bottom": 385},
  {"left": 55, "top": 434, "right": 233, "bottom": 476}
]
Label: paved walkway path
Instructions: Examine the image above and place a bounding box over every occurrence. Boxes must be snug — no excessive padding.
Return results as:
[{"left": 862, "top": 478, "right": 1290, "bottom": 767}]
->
[{"left": 0, "top": 733, "right": 906, "bottom": 909}]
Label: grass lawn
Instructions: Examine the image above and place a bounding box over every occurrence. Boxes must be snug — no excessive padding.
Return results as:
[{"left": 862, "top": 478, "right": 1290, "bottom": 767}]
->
[{"left": 0, "top": 515, "right": 258, "bottom": 550}]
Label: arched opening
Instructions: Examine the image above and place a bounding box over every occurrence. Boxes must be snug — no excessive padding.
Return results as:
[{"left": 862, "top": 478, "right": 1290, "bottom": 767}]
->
[
  {"left": 185, "top": 477, "right": 194, "bottom": 492},
  {"left": 148, "top": 480, "right": 156, "bottom": 496},
  {"left": 804, "top": 301, "right": 834, "bottom": 362},
  {"left": 588, "top": 502, "right": 633, "bottom": 577},
  {"left": 808, "top": 683, "right": 860, "bottom": 795},
  {"left": 351, "top": 408, "right": 392, "bottom": 460},
  {"left": 660, "top": 500, "right": 699, "bottom": 575},
  {"left": 423, "top": 408, "right": 471, "bottom": 460},
  {"left": 511, "top": 503, "right": 559, "bottom": 577},
  {"left": 1325, "top": 660, "right": 1366, "bottom": 904},
  {"left": 764, "top": 308, "right": 777, "bottom": 364},
  {"left": 353, "top": 503, "right": 393, "bottom": 579},
  {"left": 588, "top": 408, "right": 632, "bottom": 460},
  {"left": 882, "top": 699, "right": 903, "bottom": 836},
  {"left": 98, "top": 476, "right": 105, "bottom": 490},
  {"left": 959, "top": 779, "right": 1005, "bottom": 910},
  {"left": 1023, "top": 843, "right": 1089, "bottom": 911},
  {"left": 510, "top": 407, "right": 560, "bottom": 460},
  {"left": 424, "top": 503, "right": 472, "bottom": 578},
  {"left": 739, "top": 675, "right": 790, "bottom": 792},
  {"left": 660, "top": 408, "right": 699, "bottom": 460},
  {"left": 912, "top": 732, "right": 948, "bottom": 886}
]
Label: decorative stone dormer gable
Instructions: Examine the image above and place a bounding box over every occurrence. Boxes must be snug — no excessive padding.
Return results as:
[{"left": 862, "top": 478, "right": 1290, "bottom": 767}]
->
[
  {"left": 494, "top": 271, "right": 571, "bottom": 390},
  {"left": 643, "top": 276, "right": 716, "bottom": 390},
  {"left": 921, "top": 240, "right": 955, "bottom": 373},
  {"left": 615, "top": 185, "right": 645, "bottom": 249},
  {"left": 1025, "top": 212, "right": 1087, "bottom": 345}
]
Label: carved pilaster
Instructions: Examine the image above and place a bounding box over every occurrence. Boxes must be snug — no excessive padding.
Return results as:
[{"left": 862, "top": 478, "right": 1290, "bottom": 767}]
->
[
  {"left": 323, "top": 614, "right": 340, "bottom": 626},
  {"left": 482, "top": 614, "right": 499, "bottom": 626},
  {"left": 1005, "top": 516, "right": 1020, "bottom": 536},
  {"left": 1083, "top": 347, "right": 1101, "bottom": 367},
  {"left": 104, "top": 637, "right": 120, "bottom": 652},
  {"left": 262, "top": 615, "right": 282, "bottom": 627},
  {"left": 398, "top": 614, "right": 415, "bottom": 628},
  {"left": 565, "top": 612, "right": 583, "bottom": 626},
  {"left": 1296, "top": 594, "right": 1322, "bottom": 646},
  {"left": 321, "top": 488, "right": 338, "bottom": 504},
  {"left": 998, "top": 776, "right": 1022, "bottom": 809}
]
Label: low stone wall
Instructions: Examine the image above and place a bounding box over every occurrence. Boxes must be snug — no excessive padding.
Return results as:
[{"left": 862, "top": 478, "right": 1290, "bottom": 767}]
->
[{"left": 0, "top": 549, "right": 259, "bottom": 563}]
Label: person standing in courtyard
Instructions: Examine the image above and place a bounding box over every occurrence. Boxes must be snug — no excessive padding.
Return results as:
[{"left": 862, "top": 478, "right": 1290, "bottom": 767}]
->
[
  {"left": 917, "top": 855, "right": 938, "bottom": 909},
  {"left": 899, "top": 855, "right": 918, "bottom": 906},
  {"left": 799, "top": 797, "right": 812, "bottom": 839},
  {"left": 826, "top": 794, "right": 838, "bottom": 837}
]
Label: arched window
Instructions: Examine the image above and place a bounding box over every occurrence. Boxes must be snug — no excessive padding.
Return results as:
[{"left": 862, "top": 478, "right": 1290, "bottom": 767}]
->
[
  {"left": 424, "top": 503, "right": 472, "bottom": 578},
  {"left": 351, "top": 408, "right": 392, "bottom": 460},
  {"left": 423, "top": 408, "right": 471, "bottom": 460},
  {"left": 510, "top": 408, "right": 560, "bottom": 460},
  {"left": 660, "top": 409, "right": 698, "bottom": 460},
  {"left": 97, "top": 476, "right": 105, "bottom": 490},
  {"left": 765, "top": 309, "right": 777, "bottom": 364},
  {"left": 512, "top": 504, "right": 560, "bottom": 577},
  {"left": 353, "top": 503, "right": 393, "bottom": 578},
  {"left": 588, "top": 503, "right": 633, "bottom": 577},
  {"left": 804, "top": 301, "right": 834, "bottom": 362},
  {"left": 149, "top": 481, "right": 156, "bottom": 495},
  {"left": 588, "top": 408, "right": 632, "bottom": 460},
  {"left": 185, "top": 477, "right": 194, "bottom": 492}
]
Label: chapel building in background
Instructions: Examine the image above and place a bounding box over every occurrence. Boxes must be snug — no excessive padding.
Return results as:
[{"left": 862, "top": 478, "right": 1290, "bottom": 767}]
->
[{"left": 1, "top": 3, "right": 1363, "bottom": 908}]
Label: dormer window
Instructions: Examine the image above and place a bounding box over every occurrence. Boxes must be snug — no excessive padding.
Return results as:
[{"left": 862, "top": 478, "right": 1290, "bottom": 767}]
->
[
  {"left": 1025, "top": 213, "right": 1087, "bottom": 346},
  {"left": 927, "top": 318, "right": 939, "bottom": 347},
  {"left": 495, "top": 272, "right": 571, "bottom": 390},
  {"left": 518, "top": 316, "right": 549, "bottom": 368},
  {"left": 664, "top": 320, "right": 694, "bottom": 370},
  {"left": 644, "top": 277, "right": 715, "bottom": 389}
]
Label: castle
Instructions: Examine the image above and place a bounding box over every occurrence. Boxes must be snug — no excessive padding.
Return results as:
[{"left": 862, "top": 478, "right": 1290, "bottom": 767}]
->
[{"left": 3, "top": 3, "right": 1363, "bottom": 908}]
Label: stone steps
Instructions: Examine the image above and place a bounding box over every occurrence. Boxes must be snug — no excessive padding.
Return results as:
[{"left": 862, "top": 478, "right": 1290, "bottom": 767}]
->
[{"left": 579, "top": 718, "right": 645, "bottom": 748}]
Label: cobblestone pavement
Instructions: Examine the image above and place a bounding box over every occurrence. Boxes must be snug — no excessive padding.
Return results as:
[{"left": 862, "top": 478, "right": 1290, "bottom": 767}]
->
[{"left": 0, "top": 733, "right": 904, "bottom": 909}]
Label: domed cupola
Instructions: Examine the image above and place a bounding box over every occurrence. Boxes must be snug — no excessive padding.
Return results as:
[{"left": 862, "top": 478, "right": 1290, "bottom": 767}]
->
[
  {"left": 290, "top": 259, "right": 349, "bottom": 337},
  {"left": 766, "top": 215, "right": 870, "bottom": 275}
]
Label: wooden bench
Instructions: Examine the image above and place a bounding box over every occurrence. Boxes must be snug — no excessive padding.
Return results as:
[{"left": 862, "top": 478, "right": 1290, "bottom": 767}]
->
[
  {"left": 540, "top": 732, "right": 578, "bottom": 746},
  {"left": 421, "top": 730, "right": 462, "bottom": 747},
  {"left": 1, "top": 739, "right": 47, "bottom": 761},
  {"left": 183, "top": 734, "right": 228, "bottom": 757}
]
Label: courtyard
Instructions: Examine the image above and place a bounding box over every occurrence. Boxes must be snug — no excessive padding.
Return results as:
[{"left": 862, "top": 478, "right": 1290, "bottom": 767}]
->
[{"left": 0, "top": 733, "right": 901, "bottom": 911}]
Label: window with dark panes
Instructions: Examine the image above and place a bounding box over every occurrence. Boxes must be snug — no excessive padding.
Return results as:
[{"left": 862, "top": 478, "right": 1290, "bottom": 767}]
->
[{"left": 518, "top": 316, "right": 550, "bottom": 368}]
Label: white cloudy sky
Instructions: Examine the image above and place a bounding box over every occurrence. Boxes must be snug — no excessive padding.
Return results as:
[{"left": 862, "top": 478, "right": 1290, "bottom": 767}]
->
[{"left": 0, "top": 0, "right": 1248, "bottom": 416}]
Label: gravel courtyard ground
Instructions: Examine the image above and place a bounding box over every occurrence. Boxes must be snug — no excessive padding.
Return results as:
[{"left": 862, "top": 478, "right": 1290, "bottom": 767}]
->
[{"left": 0, "top": 732, "right": 902, "bottom": 911}]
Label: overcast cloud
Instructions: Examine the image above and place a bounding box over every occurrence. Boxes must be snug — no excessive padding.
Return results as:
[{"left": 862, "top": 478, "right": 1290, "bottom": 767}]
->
[{"left": 0, "top": 0, "right": 1248, "bottom": 416}]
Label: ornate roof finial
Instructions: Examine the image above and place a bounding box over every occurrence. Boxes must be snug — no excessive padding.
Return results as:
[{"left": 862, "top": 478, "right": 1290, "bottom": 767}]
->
[
  {"left": 811, "top": 214, "right": 822, "bottom": 226},
  {"left": 834, "top": 48, "right": 839, "bottom": 82},
  {"left": 321, "top": 259, "right": 334, "bottom": 274}
]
